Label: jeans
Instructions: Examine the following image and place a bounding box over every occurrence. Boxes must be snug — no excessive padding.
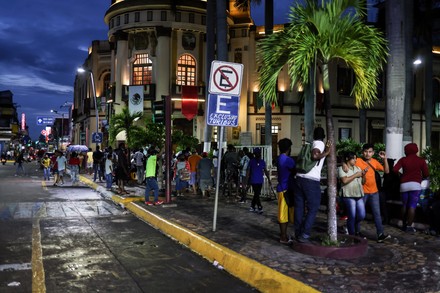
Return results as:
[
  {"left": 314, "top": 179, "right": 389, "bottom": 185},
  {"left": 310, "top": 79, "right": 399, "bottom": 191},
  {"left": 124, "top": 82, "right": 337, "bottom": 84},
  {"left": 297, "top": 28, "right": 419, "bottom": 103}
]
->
[
  {"left": 93, "top": 163, "right": 101, "bottom": 181},
  {"left": 145, "top": 177, "right": 159, "bottom": 202},
  {"left": 70, "top": 165, "right": 79, "bottom": 184},
  {"left": 106, "top": 173, "right": 113, "bottom": 189},
  {"left": 15, "top": 163, "right": 25, "bottom": 175},
  {"left": 343, "top": 197, "right": 366, "bottom": 235},
  {"left": 43, "top": 167, "right": 51, "bottom": 180},
  {"left": 136, "top": 165, "right": 144, "bottom": 184},
  {"left": 251, "top": 184, "right": 263, "bottom": 209},
  {"left": 293, "top": 176, "right": 322, "bottom": 238},
  {"left": 363, "top": 192, "right": 384, "bottom": 236}
]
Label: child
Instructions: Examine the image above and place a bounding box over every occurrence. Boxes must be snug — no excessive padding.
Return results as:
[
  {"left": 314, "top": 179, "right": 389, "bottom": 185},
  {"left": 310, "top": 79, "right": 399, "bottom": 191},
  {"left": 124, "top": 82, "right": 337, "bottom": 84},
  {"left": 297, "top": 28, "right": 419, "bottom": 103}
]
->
[
  {"left": 68, "top": 152, "right": 80, "bottom": 185},
  {"left": 105, "top": 153, "right": 114, "bottom": 191}
]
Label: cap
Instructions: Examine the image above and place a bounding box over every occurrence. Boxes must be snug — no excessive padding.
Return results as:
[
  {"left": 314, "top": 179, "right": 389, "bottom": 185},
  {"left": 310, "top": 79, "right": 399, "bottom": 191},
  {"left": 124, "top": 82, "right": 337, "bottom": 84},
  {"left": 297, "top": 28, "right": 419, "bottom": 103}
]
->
[
  {"left": 253, "top": 147, "right": 261, "bottom": 154},
  {"left": 202, "top": 152, "right": 208, "bottom": 157}
]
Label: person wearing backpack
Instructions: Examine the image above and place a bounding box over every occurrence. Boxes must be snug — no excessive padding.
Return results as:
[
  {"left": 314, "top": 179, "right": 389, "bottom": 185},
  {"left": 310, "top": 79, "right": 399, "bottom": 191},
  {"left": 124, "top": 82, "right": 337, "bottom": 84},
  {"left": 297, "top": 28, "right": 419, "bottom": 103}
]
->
[{"left": 293, "top": 127, "right": 331, "bottom": 243}]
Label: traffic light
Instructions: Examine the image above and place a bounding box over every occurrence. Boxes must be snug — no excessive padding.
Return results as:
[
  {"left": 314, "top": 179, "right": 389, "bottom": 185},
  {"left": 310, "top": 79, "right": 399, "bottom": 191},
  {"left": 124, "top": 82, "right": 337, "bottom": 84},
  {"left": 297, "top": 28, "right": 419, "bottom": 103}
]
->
[{"left": 152, "top": 99, "right": 165, "bottom": 124}]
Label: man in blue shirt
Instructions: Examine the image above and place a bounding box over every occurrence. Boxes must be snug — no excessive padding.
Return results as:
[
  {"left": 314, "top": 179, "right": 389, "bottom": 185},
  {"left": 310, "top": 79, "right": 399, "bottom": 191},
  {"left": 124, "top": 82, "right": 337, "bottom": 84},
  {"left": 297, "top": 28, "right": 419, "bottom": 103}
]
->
[{"left": 276, "top": 138, "right": 296, "bottom": 244}]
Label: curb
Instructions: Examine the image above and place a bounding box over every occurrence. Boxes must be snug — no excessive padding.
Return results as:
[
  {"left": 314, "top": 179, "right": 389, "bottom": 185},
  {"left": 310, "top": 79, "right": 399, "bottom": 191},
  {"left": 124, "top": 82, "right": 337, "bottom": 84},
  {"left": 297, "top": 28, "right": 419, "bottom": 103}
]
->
[{"left": 79, "top": 175, "right": 317, "bottom": 293}]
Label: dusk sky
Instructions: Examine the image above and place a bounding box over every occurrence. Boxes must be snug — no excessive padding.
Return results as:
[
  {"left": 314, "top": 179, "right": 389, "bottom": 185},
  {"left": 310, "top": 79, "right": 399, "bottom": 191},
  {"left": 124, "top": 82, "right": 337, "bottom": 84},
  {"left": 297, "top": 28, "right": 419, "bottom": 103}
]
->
[{"left": 0, "top": 0, "right": 318, "bottom": 140}]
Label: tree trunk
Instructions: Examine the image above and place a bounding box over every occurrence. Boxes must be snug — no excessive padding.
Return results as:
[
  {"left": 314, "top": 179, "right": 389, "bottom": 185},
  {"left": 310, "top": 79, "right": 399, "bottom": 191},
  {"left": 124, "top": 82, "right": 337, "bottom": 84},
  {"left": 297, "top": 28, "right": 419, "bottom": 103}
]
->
[
  {"left": 304, "top": 56, "right": 316, "bottom": 142},
  {"left": 323, "top": 63, "right": 337, "bottom": 242},
  {"left": 264, "top": 0, "right": 274, "bottom": 149},
  {"left": 385, "top": 0, "right": 406, "bottom": 161},
  {"left": 403, "top": 0, "right": 414, "bottom": 146}
]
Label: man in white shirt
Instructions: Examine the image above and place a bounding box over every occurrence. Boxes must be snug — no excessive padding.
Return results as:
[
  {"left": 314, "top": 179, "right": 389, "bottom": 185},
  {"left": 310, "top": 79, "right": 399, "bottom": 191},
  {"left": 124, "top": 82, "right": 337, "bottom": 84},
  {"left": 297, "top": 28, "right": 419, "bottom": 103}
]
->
[{"left": 293, "top": 127, "right": 331, "bottom": 243}]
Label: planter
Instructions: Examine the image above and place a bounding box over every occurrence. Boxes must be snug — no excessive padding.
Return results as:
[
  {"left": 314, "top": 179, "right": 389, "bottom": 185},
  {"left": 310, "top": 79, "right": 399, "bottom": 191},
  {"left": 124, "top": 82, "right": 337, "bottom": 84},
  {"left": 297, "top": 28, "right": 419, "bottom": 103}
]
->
[{"left": 292, "top": 234, "right": 368, "bottom": 259}]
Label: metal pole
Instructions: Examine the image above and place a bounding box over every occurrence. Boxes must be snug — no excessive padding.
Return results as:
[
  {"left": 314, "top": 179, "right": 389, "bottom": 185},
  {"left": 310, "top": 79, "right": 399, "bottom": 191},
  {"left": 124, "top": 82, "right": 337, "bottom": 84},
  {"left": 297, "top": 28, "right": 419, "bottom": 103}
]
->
[
  {"left": 165, "top": 95, "right": 172, "bottom": 203},
  {"left": 89, "top": 71, "right": 99, "bottom": 147},
  {"left": 213, "top": 126, "right": 224, "bottom": 232},
  {"left": 61, "top": 113, "right": 64, "bottom": 150}
]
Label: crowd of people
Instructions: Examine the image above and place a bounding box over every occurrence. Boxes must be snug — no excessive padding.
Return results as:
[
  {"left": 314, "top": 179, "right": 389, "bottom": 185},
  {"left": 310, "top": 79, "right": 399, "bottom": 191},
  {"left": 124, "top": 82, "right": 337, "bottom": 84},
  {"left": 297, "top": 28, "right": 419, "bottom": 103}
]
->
[{"left": 6, "top": 127, "right": 437, "bottom": 245}]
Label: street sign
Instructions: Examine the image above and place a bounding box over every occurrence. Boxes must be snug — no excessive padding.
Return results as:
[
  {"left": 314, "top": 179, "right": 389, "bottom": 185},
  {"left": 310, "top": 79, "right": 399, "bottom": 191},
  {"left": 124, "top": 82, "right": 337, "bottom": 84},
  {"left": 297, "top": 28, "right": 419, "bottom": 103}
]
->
[
  {"left": 36, "top": 116, "right": 54, "bottom": 125},
  {"left": 92, "top": 132, "right": 103, "bottom": 143},
  {"left": 206, "top": 94, "right": 239, "bottom": 127},
  {"left": 208, "top": 61, "right": 244, "bottom": 96}
]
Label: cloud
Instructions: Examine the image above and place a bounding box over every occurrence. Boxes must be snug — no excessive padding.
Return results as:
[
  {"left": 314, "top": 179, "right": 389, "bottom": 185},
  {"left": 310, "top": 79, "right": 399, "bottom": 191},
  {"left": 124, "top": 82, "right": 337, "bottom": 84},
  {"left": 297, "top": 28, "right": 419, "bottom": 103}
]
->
[{"left": 0, "top": 73, "right": 72, "bottom": 94}]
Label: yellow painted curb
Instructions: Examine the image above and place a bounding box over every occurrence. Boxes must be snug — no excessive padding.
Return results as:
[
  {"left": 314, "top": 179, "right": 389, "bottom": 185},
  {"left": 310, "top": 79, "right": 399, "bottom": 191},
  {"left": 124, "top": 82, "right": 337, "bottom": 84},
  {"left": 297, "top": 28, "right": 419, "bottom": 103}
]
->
[{"left": 127, "top": 202, "right": 319, "bottom": 293}]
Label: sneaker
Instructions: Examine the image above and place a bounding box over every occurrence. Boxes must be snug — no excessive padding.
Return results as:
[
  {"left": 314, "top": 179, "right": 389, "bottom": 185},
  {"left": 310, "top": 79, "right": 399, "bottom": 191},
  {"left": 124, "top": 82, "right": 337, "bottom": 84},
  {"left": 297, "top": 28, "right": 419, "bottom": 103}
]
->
[
  {"left": 297, "top": 235, "right": 311, "bottom": 244},
  {"left": 145, "top": 201, "right": 154, "bottom": 206},
  {"left": 239, "top": 200, "right": 246, "bottom": 204},
  {"left": 154, "top": 200, "right": 164, "bottom": 206},
  {"left": 355, "top": 232, "right": 367, "bottom": 239},
  {"left": 257, "top": 208, "right": 263, "bottom": 214},
  {"left": 249, "top": 207, "right": 256, "bottom": 212},
  {"left": 377, "top": 233, "right": 391, "bottom": 243}
]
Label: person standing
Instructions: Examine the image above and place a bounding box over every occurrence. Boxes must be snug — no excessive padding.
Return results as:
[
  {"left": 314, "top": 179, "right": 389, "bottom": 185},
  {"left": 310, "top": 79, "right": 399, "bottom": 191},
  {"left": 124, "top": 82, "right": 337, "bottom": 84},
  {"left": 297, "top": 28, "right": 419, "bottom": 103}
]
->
[
  {"left": 247, "top": 148, "right": 270, "bottom": 214},
  {"left": 114, "top": 142, "right": 130, "bottom": 195},
  {"left": 104, "top": 153, "right": 114, "bottom": 191},
  {"left": 86, "top": 148, "right": 93, "bottom": 175},
  {"left": 393, "top": 143, "right": 429, "bottom": 233},
  {"left": 174, "top": 154, "right": 190, "bottom": 197},
  {"left": 338, "top": 152, "right": 366, "bottom": 236},
  {"left": 68, "top": 151, "right": 80, "bottom": 185},
  {"left": 41, "top": 154, "right": 51, "bottom": 181},
  {"left": 14, "top": 150, "right": 26, "bottom": 176},
  {"left": 55, "top": 151, "right": 67, "bottom": 186},
  {"left": 133, "top": 148, "right": 145, "bottom": 184},
  {"left": 238, "top": 147, "right": 252, "bottom": 203},
  {"left": 293, "top": 127, "right": 331, "bottom": 243},
  {"left": 222, "top": 144, "right": 240, "bottom": 199},
  {"left": 144, "top": 147, "right": 164, "bottom": 205},
  {"left": 197, "top": 152, "right": 214, "bottom": 198},
  {"left": 188, "top": 149, "right": 202, "bottom": 194},
  {"left": 92, "top": 145, "right": 104, "bottom": 182},
  {"left": 354, "top": 143, "right": 391, "bottom": 243},
  {"left": 276, "top": 138, "right": 296, "bottom": 244}
]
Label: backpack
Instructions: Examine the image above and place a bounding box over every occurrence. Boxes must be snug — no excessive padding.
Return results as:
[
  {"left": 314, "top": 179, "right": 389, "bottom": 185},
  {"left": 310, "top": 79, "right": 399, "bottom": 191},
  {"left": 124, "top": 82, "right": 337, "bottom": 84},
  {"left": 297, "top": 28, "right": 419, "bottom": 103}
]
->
[{"left": 296, "top": 142, "right": 318, "bottom": 174}]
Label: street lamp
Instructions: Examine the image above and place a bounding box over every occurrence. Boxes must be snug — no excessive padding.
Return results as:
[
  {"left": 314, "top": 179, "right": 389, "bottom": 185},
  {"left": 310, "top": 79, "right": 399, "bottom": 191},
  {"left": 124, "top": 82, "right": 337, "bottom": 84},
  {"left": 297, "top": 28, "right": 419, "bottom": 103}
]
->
[{"left": 77, "top": 67, "right": 100, "bottom": 146}]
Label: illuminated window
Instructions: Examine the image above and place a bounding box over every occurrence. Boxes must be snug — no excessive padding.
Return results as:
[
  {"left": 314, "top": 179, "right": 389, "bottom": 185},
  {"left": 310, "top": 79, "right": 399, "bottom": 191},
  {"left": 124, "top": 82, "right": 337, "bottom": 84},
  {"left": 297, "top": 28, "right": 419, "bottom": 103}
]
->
[
  {"left": 132, "top": 53, "right": 153, "bottom": 85},
  {"left": 176, "top": 54, "right": 196, "bottom": 86}
]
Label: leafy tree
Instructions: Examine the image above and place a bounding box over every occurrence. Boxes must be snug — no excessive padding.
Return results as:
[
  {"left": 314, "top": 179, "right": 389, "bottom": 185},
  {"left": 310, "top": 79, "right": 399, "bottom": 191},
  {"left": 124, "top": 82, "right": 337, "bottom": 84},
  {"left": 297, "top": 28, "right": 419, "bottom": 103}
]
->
[
  {"left": 108, "top": 107, "right": 143, "bottom": 150},
  {"left": 257, "top": 0, "right": 388, "bottom": 242}
]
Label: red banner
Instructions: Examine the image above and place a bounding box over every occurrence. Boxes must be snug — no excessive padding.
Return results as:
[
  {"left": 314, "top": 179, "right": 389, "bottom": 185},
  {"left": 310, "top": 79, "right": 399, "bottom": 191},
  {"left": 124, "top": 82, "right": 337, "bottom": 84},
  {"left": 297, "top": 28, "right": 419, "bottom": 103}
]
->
[{"left": 181, "top": 86, "right": 198, "bottom": 121}]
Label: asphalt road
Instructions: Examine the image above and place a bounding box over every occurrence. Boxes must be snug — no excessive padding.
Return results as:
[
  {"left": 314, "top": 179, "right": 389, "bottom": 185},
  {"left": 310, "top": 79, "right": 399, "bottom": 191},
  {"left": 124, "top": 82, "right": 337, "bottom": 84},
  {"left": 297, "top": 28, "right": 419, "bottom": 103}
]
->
[{"left": 0, "top": 161, "right": 255, "bottom": 292}]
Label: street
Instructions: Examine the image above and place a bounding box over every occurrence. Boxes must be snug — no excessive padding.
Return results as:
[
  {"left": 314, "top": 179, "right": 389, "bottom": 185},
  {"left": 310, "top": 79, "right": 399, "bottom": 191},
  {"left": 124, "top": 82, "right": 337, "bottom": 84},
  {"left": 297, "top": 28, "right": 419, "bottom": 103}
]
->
[{"left": 0, "top": 162, "right": 255, "bottom": 292}]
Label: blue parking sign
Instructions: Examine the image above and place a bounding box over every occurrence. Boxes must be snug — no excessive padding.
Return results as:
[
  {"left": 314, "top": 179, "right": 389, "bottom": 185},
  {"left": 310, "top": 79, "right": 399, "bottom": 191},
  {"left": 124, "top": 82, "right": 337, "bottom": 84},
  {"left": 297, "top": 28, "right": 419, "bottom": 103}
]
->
[
  {"left": 92, "top": 132, "right": 103, "bottom": 143},
  {"left": 206, "top": 94, "right": 239, "bottom": 127}
]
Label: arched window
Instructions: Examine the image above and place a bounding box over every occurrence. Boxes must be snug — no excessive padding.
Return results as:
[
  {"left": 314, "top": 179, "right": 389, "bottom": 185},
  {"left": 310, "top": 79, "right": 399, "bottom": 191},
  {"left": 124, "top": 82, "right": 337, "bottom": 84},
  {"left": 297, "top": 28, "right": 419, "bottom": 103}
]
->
[
  {"left": 132, "top": 53, "right": 153, "bottom": 85},
  {"left": 177, "top": 54, "right": 196, "bottom": 86}
]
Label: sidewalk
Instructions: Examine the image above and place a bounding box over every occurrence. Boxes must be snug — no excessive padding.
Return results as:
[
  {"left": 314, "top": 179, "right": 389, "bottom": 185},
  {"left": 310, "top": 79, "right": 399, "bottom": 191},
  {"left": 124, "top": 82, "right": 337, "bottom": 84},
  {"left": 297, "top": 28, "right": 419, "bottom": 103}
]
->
[{"left": 78, "top": 173, "right": 440, "bottom": 293}]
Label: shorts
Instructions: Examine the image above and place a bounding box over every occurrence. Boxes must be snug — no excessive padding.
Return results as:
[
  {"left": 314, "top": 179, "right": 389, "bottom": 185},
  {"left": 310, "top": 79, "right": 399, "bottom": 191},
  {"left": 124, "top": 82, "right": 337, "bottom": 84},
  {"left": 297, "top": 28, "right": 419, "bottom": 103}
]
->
[
  {"left": 401, "top": 190, "right": 421, "bottom": 209},
  {"left": 199, "top": 179, "right": 212, "bottom": 192},
  {"left": 189, "top": 172, "right": 197, "bottom": 185},
  {"left": 58, "top": 170, "right": 65, "bottom": 177},
  {"left": 278, "top": 191, "right": 294, "bottom": 224}
]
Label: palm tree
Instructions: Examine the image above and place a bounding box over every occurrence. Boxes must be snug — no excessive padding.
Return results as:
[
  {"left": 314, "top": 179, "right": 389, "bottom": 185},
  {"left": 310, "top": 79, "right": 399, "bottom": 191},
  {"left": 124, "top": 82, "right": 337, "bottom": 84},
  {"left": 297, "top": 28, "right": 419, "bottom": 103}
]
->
[
  {"left": 108, "top": 107, "right": 143, "bottom": 151},
  {"left": 257, "top": 0, "right": 388, "bottom": 241}
]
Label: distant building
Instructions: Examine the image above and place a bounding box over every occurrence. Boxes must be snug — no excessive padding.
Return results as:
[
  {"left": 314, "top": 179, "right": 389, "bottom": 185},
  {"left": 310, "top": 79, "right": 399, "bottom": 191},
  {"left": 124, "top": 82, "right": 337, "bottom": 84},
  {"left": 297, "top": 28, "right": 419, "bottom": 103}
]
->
[
  {"left": 0, "top": 90, "right": 20, "bottom": 152},
  {"left": 72, "top": 0, "right": 440, "bottom": 156}
]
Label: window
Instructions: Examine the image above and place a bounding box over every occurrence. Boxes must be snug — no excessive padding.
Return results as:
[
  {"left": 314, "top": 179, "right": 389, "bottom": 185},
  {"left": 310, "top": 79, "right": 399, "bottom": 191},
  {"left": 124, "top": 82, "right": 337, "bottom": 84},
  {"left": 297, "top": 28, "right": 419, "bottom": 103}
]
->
[
  {"left": 124, "top": 13, "right": 129, "bottom": 24},
  {"left": 189, "top": 13, "right": 195, "bottom": 23},
  {"left": 202, "top": 15, "right": 206, "bottom": 25},
  {"left": 116, "top": 16, "right": 120, "bottom": 26},
  {"left": 175, "top": 12, "right": 181, "bottom": 22},
  {"left": 135, "top": 12, "right": 140, "bottom": 22},
  {"left": 132, "top": 53, "right": 153, "bottom": 85},
  {"left": 147, "top": 11, "right": 153, "bottom": 21},
  {"left": 161, "top": 11, "right": 167, "bottom": 21},
  {"left": 241, "top": 29, "right": 247, "bottom": 37},
  {"left": 176, "top": 54, "right": 196, "bottom": 86}
]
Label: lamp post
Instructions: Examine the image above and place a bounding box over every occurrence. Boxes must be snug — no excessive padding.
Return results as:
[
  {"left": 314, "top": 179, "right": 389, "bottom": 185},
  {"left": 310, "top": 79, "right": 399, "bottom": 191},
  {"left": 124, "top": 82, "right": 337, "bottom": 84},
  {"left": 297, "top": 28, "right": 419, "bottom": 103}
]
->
[
  {"left": 77, "top": 67, "right": 100, "bottom": 147},
  {"left": 50, "top": 109, "right": 67, "bottom": 150}
]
